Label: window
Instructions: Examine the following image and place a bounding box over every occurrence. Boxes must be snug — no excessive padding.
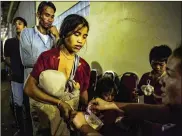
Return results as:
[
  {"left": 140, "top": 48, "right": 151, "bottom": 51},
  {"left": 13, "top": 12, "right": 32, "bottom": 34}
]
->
[{"left": 53, "top": 1, "right": 90, "bottom": 30}]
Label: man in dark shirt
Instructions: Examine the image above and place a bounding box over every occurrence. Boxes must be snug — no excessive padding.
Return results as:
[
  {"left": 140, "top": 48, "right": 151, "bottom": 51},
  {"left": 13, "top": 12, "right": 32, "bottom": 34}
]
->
[{"left": 4, "top": 17, "right": 27, "bottom": 136}]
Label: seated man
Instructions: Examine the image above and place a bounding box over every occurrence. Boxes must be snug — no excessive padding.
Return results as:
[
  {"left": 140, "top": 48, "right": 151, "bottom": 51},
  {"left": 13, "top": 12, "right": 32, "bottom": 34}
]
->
[
  {"left": 72, "top": 43, "right": 182, "bottom": 136},
  {"left": 137, "top": 45, "right": 172, "bottom": 104}
]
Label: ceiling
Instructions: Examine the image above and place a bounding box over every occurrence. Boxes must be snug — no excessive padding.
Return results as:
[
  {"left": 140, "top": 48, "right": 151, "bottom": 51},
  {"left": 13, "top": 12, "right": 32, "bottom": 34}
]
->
[{"left": 1, "top": 1, "right": 20, "bottom": 39}]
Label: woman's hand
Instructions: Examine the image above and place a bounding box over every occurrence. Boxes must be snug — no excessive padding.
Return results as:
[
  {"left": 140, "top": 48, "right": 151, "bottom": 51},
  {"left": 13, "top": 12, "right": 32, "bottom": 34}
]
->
[
  {"left": 57, "top": 100, "right": 73, "bottom": 121},
  {"left": 73, "top": 81, "right": 80, "bottom": 90},
  {"left": 72, "top": 112, "right": 88, "bottom": 129}
]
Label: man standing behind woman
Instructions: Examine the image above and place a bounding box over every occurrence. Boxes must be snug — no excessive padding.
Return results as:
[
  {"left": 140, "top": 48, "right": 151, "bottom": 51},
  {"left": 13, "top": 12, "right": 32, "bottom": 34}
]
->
[
  {"left": 19, "top": 1, "right": 59, "bottom": 135},
  {"left": 20, "top": 1, "right": 59, "bottom": 81}
]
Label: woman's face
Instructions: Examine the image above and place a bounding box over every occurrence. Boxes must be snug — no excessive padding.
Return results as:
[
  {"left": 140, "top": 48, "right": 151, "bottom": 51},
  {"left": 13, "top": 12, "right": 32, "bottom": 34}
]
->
[{"left": 64, "top": 24, "right": 88, "bottom": 54}]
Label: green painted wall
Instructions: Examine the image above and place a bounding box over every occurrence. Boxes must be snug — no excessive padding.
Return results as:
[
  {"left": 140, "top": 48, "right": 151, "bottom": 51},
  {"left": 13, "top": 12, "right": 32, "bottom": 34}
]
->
[{"left": 36, "top": 2, "right": 181, "bottom": 78}]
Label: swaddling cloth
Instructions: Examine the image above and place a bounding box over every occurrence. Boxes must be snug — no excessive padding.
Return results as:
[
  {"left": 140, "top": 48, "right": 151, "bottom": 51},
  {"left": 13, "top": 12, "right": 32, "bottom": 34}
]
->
[{"left": 38, "top": 70, "right": 80, "bottom": 110}]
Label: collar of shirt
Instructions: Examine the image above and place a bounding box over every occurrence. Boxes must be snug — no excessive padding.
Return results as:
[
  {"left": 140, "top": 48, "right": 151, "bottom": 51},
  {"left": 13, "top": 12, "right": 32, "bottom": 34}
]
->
[{"left": 34, "top": 26, "right": 53, "bottom": 44}]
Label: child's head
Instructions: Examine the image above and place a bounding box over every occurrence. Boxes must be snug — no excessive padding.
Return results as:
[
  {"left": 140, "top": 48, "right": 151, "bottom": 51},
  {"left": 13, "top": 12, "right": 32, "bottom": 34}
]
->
[
  {"left": 58, "top": 14, "right": 89, "bottom": 54},
  {"left": 96, "top": 77, "right": 118, "bottom": 102},
  {"left": 149, "top": 45, "right": 172, "bottom": 75}
]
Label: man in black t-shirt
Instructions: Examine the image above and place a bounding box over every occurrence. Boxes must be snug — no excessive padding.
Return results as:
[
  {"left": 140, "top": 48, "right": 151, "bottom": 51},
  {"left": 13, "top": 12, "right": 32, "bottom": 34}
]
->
[{"left": 4, "top": 17, "right": 27, "bottom": 136}]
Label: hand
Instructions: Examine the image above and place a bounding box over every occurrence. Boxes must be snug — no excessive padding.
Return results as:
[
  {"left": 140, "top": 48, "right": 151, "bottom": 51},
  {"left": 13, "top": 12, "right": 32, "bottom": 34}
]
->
[
  {"left": 132, "top": 88, "right": 139, "bottom": 102},
  {"left": 72, "top": 112, "right": 88, "bottom": 129},
  {"left": 153, "top": 93, "right": 163, "bottom": 99},
  {"left": 132, "top": 91, "right": 138, "bottom": 97},
  {"left": 48, "top": 26, "right": 59, "bottom": 39},
  {"left": 57, "top": 101, "right": 73, "bottom": 121},
  {"left": 73, "top": 81, "right": 80, "bottom": 90},
  {"left": 89, "top": 98, "right": 118, "bottom": 111}
]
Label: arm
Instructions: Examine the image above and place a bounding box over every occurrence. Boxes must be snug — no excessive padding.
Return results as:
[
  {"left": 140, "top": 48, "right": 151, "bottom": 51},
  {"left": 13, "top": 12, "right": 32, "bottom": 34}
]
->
[
  {"left": 49, "top": 26, "right": 60, "bottom": 47},
  {"left": 80, "top": 90, "right": 88, "bottom": 106},
  {"left": 80, "top": 125, "right": 102, "bottom": 136},
  {"left": 80, "top": 61, "right": 91, "bottom": 106},
  {"left": 137, "top": 74, "right": 146, "bottom": 96},
  {"left": 19, "top": 28, "right": 34, "bottom": 67},
  {"left": 115, "top": 103, "right": 182, "bottom": 125},
  {"left": 24, "top": 53, "right": 59, "bottom": 104},
  {"left": 4, "top": 40, "right": 11, "bottom": 67},
  {"left": 115, "top": 103, "right": 171, "bottom": 124},
  {"left": 24, "top": 74, "right": 60, "bottom": 105},
  {"left": 72, "top": 112, "right": 102, "bottom": 136},
  {"left": 25, "top": 53, "right": 73, "bottom": 119},
  {"left": 90, "top": 98, "right": 181, "bottom": 124},
  {"left": 4, "top": 57, "right": 11, "bottom": 67}
]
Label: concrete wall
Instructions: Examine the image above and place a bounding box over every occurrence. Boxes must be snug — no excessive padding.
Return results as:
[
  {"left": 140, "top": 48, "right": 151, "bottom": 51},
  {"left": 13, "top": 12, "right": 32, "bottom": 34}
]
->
[
  {"left": 13, "top": 2, "right": 36, "bottom": 36},
  {"left": 36, "top": 2, "right": 181, "bottom": 78}
]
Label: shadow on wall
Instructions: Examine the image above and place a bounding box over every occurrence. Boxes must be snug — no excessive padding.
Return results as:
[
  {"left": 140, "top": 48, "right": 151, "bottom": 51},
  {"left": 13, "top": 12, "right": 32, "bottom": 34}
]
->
[{"left": 91, "top": 61, "right": 103, "bottom": 76}]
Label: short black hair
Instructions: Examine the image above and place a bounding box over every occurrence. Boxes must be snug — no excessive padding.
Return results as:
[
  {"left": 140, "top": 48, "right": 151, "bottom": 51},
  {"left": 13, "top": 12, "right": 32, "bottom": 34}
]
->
[
  {"left": 13, "top": 17, "right": 27, "bottom": 26},
  {"left": 149, "top": 45, "right": 172, "bottom": 64},
  {"left": 38, "top": 1, "right": 56, "bottom": 14},
  {"left": 173, "top": 42, "right": 182, "bottom": 73}
]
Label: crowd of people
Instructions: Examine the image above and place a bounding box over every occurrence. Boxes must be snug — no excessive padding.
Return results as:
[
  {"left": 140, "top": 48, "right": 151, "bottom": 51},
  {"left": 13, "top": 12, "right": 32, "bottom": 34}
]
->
[{"left": 2, "top": 1, "right": 182, "bottom": 136}]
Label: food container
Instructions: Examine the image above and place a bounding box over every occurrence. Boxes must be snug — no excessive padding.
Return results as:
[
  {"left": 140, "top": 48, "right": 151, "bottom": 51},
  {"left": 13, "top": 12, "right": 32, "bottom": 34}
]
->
[{"left": 84, "top": 105, "right": 104, "bottom": 130}]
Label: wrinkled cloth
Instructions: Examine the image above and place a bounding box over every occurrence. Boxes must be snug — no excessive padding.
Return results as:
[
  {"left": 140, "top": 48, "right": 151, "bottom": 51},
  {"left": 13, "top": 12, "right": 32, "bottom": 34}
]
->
[
  {"left": 38, "top": 70, "right": 80, "bottom": 110},
  {"left": 29, "top": 98, "right": 70, "bottom": 136}
]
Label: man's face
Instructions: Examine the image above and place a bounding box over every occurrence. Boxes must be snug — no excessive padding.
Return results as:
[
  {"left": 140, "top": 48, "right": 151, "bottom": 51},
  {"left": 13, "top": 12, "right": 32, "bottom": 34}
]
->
[
  {"left": 38, "top": 6, "right": 55, "bottom": 29},
  {"left": 160, "top": 55, "right": 182, "bottom": 104},
  {"left": 14, "top": 20, "right": 26, "bottom": 33},
  {"left": 151, "top": 60, "right": 167, "bottom": 75}
]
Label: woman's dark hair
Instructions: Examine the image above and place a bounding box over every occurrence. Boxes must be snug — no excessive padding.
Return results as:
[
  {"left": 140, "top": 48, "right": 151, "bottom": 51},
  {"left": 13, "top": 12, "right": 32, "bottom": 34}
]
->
[
  {"left": 37, "top": 1, "right": 56, "bottom": 14},
  {"left": 149, "top": 45, "right": 172, "bottom": 64},
  {"left": 58, "top": 14, "right": 89, "bottom": 46}
]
